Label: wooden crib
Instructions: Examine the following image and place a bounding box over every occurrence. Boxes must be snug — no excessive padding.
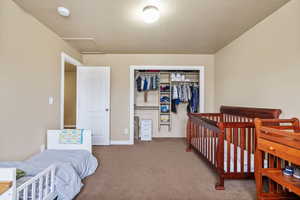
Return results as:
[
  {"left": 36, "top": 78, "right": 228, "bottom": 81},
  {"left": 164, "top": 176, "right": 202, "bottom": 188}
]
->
[{"left": 186, "top": 106, "right": 281, "bottom": 190}]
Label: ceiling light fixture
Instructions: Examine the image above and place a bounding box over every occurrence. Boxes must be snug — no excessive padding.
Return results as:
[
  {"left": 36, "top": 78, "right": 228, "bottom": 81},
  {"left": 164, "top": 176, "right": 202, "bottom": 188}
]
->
[
  {"left": 57, "top": 7, "right": 70, "bottom": 17},
  {"left": 142, "top": 5, "right": 160, "bottom": 23}
]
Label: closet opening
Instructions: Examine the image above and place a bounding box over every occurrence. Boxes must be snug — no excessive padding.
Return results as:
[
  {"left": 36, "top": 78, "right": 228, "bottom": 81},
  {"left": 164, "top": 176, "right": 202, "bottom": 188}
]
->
[
  {"left": 63, "top": 62, "right": 77, "bottom": 129},
  {"left": 129, "top": 66, "right": 204, "bottom": 144},
  {"left": 60, "top": 52, "right": 82, "bottom": 129}
]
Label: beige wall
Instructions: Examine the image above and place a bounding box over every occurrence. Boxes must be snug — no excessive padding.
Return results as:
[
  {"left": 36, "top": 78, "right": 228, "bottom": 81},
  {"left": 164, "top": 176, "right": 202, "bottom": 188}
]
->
[
  {"left": 64, "top": 63, "right": 77, "bottom": 126},
  {"left": 215, "top": 0, "right": 300, "bottom": 117},
  {"left": 83, "top": 54, "right": 215, "bottom": 141},
  {"left": 0, "top": 0, "right": 81, "bottom": 160}
]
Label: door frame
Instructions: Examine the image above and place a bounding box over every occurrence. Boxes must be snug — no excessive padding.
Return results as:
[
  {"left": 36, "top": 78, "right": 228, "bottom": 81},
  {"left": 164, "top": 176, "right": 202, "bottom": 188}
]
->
[
  {"left": 129, "top": 65, "right": 205, "bottom": 145},
  {"left": 76, "top": 66, "right": 111, "bottom": 145},
  {"left": 60, "top": 52, "right": 82, "bottom": 129}
]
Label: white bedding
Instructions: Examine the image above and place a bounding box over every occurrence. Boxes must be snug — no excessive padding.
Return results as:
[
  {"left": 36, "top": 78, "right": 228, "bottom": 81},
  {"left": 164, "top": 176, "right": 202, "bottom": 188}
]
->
[
  {"left": 23, "top": 150, "right": 98, "bottom": 179},
  {"left": 0, "top": 150, "right": 98, "bottom": 200},
  {"left": 191, "top": 138, "right": 267, "bottom": 173}
]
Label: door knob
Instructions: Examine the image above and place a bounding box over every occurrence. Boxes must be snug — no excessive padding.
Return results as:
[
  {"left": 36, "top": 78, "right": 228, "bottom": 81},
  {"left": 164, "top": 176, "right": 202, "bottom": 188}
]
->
[{"left": 105, "top": 108, "right": 109, "bottom": 111}]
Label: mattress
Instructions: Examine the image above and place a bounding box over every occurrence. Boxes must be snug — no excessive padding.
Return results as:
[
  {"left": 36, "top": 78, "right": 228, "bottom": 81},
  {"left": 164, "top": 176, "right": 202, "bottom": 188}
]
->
[
  {"left": 0, "top": 150, "right": 98, "bottom": 200},
  {"left": 191, "top": 138, "right": 267, "bottom": 173},
  {"left": 23, "top": 150, "right": 98, "bottom": 179}
]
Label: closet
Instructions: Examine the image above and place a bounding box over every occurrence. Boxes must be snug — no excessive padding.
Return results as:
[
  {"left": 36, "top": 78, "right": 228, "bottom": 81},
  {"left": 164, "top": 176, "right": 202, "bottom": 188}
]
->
[{"left": 134, "top": 69, "right": 201, "bottom": 139}]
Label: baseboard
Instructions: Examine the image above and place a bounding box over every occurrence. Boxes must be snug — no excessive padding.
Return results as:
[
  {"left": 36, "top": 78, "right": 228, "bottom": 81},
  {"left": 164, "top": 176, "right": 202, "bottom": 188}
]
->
[{"left": 110, "top": 140, "right": 133, "bottom": 145}]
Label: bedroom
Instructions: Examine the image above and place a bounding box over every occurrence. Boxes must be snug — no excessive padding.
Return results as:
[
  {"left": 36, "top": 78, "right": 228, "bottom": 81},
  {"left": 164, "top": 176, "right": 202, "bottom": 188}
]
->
[{"left": 0, "top": 0, "right": 299, "bottom": 199}]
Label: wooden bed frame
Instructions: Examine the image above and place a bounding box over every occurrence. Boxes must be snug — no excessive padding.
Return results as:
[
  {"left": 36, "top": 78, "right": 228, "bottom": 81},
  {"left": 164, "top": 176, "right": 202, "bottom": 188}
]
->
[{"left": 186, "top": 106, "right": 282, "bottom": 190}]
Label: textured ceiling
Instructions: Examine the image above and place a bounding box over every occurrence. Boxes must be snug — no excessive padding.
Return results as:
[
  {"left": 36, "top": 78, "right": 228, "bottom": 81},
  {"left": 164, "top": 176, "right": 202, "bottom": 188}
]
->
[{"left": 14, "top": 0, "right": 289, "bottom": 54}]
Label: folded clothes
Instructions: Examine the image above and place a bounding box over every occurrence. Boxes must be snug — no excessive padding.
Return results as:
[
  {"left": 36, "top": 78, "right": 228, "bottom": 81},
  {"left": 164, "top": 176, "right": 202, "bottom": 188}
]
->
[
  {"left": 161, "top": 105, "right": 170, "bottom": 113},
  {"left": 160, "top": 96, "right": 170, "bottom": 102}
]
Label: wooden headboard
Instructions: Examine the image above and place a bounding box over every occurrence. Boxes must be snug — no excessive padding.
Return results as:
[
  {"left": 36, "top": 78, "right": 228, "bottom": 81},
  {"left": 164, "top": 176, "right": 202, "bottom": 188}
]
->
[{"left": 220, "top": 105, "right": 282, "bottom": 119}]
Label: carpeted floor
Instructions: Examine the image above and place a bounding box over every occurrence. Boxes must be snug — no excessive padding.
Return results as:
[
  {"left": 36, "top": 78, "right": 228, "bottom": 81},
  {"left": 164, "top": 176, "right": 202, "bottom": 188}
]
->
[{"left": 75, "top": 139, "right": 256, "bottom": 200}]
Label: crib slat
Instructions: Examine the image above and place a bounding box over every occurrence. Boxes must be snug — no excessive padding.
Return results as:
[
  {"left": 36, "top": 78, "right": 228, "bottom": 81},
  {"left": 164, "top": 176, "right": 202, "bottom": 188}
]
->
[
  {"left": 233, "top": 128, "right": 238, "bottom": 173},
  {"left": 191, "top": 123, "right": 195, "bottom": 148},
  {"left": 199, "top": 125, "right": 202, "bottom": 152},
  {"left": 208, "top": 130, "right": 211, "bottom": 162},
  {"left": 206, "top": 129, "right": 209, "bottom": 159},
  {"left": 214, "top": 131, "right": 217, "bottom": 167},
  {"left": 204, "top": 128, "right": 207, "bottom": 158},
  {"left": 268, "top": 154, "right": 276, "bottom": 192},
  {"left": 226, "top": 128, "right": 231, "bottom": 173},
  {"left": 240, "top": 128, "right": 245, "bottom": 173},
  {"left": 198, "top": 125, "right": 201, "bottom": 152},
  {"left": 44, "top": 172, "right": 49, "bottom": 197},
  {"left": 195, "top": 124, "right": 199, "bottom": 151},
  {"left": 50, "top": 166, "right": 55, "bottom": 193},
  {"left": 38, "top": 176, "right": 43, "bottom": 200},
  {"left": 247, "top": 128, "right": 252, "bottom": 174},
  {"left": 195, "top": 124, "right": 198, "bottom": 151},
  {"left": 23, "top": 186, "right": 28, "bottom": 200},
  {"left": 32, "top": 181, "right": 36, "bottom": 200},
  {"left": 211, "top": 130, "right": 213, "bottom": 163}
]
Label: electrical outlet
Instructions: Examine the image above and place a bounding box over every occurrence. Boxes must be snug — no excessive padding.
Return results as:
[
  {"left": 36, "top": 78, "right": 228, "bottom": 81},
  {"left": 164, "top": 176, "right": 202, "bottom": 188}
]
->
[{"left": 124, "top": 128, "right": 129, "bottom": 135}]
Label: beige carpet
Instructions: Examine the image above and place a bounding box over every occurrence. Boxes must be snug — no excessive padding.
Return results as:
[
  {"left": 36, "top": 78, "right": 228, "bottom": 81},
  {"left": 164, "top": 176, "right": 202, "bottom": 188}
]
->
[{"left": 75, "top": 139, "right": 256, "bottom": 200}]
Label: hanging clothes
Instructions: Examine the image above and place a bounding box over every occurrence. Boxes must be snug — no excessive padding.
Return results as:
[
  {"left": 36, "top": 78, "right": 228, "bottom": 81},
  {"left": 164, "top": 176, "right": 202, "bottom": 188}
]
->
[
  {"left": 149, "top": 76, "right": 154, "bottom": 90},
  {"left": 187, "top": 85, "right": 199, "bottom": 113},
  {"left": 136, "top": 76, "right": 142, "bottom": 92},
  {"left": 135, "top": 73, "right": 159, "bottom": 92},
  {"left": 147, "top": 76, "right": 151, "bottom": 90},
  {"left": 143, "top": 77, "right": 148, "bottom": 91}
]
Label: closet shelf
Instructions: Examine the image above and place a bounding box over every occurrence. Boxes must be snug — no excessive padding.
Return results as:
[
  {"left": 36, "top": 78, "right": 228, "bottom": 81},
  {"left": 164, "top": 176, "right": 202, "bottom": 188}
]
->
[
  {"left": 261, "top": 169, "right": 300, "bottom": 196},
  {"left": 135, "top": 106, "right": 159, "bottom": 110},
  {"left": 160, "top": 123, "right": 171, "bottom": 125},
  {"left": 171, "top": 81, "right": 199, "bottom": 83}
]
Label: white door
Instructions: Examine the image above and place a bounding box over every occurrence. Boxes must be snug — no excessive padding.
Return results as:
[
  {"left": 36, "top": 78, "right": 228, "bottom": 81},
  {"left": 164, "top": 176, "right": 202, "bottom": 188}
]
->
[{"left": 77, "top": 66, "right": 110, "bottom": 145}]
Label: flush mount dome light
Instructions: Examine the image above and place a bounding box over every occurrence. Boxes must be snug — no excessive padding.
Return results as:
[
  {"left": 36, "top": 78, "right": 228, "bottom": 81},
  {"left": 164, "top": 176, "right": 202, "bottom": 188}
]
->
[
  {"left": 57, "top": 7, "right": 70, "bottom": 17},
  {"left": 142, "top": 5, "right": 160, "bottom": 23}
]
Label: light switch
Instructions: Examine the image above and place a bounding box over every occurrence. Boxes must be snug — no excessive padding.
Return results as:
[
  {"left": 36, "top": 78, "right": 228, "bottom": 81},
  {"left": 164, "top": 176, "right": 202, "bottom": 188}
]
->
[{"left": 48, "top": 96, "right": 54, "bottom": 105}]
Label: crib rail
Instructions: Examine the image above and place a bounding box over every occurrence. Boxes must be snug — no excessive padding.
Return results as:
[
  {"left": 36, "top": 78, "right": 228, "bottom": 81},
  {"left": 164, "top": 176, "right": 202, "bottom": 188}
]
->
[
  {"left": 188, "top": 114, "right": 222, "bottom": 167},
  {"left": 186, "top": 106, "right": 282, "bottom": 190},
  {"left": 17, "top": 165, "right": 56, "bottom": 200},
  {"left": 222, "top": 122, "right": 255, "bottom": 175},
  {"left": 186, "top": 113, "right": 257, "bottom": 190}
]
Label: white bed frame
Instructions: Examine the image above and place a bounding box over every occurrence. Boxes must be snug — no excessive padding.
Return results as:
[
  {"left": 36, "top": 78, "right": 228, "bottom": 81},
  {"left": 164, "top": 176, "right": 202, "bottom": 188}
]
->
[{"left": 0, "top": 129, "right": 92, "bottom": 200}]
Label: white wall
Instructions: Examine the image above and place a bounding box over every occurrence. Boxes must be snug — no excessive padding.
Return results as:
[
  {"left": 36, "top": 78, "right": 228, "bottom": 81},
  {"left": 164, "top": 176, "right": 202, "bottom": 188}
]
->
[
  {"left": 0, "top": 0, "right": 81, "bottom": 160},
  {"left": 215, "top": 0, "right": 300, "bottom": 118}
]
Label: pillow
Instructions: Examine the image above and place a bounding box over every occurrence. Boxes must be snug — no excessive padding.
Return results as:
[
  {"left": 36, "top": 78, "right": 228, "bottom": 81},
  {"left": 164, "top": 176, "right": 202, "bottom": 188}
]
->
[{"left": 16, "top": 169, "right": 26, "bottom": 180}]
